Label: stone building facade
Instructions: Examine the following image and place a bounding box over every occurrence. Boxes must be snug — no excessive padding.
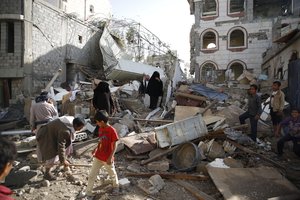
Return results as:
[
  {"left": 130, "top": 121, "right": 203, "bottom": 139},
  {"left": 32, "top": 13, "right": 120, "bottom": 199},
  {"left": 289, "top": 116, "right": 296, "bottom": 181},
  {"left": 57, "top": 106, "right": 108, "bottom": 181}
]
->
[
  {"left": 187, "top": 0, "right": 295, "bottom": 83},
  {"left": 0, "top": 0, "right": 102, "bottom": 107}
]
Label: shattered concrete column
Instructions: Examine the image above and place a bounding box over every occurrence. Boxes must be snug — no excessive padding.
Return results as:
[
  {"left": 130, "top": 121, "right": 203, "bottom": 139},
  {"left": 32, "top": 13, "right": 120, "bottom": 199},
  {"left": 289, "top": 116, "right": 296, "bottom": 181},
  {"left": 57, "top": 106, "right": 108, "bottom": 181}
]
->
[{"left": 190, "top": 0, "right": 202, "bottom": 78}]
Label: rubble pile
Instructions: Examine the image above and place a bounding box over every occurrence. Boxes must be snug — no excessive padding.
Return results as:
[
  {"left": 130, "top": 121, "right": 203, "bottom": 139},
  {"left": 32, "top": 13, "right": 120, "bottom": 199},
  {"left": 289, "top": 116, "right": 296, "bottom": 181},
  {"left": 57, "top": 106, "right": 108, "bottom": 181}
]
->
[{"left": 1, "top": 80, "right": 300, "bottom": 200}]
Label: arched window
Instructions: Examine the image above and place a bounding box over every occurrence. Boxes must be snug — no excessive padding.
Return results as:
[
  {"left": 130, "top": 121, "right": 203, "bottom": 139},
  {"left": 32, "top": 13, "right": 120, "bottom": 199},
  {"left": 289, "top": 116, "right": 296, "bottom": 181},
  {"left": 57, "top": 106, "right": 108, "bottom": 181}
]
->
[
  {"left": 227, "top": 61, "right": 245, "bottom": 80},
  {"left": 228, "top": 27, "right": 247, "bottom": 49},
  {"left": 202, "top": 0, "right": 217, "bottom": 17},
  {"left": 201, "top": 29, "right": 218, "bottom": 51},
  {"left": 228, "top": 0, "right": 244, "bottom": 14},
  {"left": 200, "top": 62, "right": 218, "bottom": 82}
]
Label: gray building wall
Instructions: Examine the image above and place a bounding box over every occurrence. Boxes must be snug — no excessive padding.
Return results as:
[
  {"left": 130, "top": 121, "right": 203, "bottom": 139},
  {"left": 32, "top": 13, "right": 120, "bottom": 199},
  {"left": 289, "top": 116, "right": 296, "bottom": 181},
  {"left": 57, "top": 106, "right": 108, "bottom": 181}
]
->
[
  {"left": 31, "top": 0, "right": 102, "bottom": 93},
  {"left": 0, "top": 0, "right": 23, "bottom": 14},
  {"left": 0, "top": 0, "right": 102, "bottom": 107}
]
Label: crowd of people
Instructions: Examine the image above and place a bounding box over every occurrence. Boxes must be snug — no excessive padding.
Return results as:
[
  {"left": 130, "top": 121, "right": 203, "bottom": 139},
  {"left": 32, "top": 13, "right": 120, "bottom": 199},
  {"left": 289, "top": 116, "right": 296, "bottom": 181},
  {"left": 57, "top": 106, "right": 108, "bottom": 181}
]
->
[{"left": 239, "top": 81, "right": 300, "bottom": 158}]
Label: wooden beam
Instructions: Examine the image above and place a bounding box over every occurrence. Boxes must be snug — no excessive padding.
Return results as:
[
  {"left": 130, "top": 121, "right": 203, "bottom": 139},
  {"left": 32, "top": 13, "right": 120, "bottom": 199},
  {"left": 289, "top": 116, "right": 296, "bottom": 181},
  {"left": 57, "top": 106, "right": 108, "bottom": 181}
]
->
[
  {"left": 109, "top": 117, "right": 173, "bottom": 124},
  {"left": 141, "top": 146, "right": 177, "bottom": 165},
  {"left": 200, "top": 100, "right": 217, "bottom": 114},
  {"left": 227, "top": 139, "right": 285, "bottom": 169},
  {"left": 126, "top": 172, "right": 209, "bottom": 181},
  {"left": 173, "top": 179, "right": 216, "bottom": 200}
]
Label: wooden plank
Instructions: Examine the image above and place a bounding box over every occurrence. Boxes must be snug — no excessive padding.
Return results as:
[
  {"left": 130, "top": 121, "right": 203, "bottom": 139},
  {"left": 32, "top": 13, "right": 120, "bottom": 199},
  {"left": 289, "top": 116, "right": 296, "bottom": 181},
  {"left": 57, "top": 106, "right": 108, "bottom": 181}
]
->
[
  {"left": 126, "top": 172, "right": 209, "bottom": 181},
  {"left": 174, "top": 106, "right": 204, "bottom": 121},
  {"left": 200, "top": 100, "right": 217, "bottom": 115},
  {"left": 173, "top": 179, "right": 216, "bottom": 200},
  {"left": 203, "top": 116, "right": 226, "bottom": 126},
  {"left": 109, "top": 117, "right": 173, "bottom": 124},
  {"left": 141, "top": 146, "right": 177, "bottom": 165},
  {"left": 207, "top": 166, "right": 300, "bottom": 200}
]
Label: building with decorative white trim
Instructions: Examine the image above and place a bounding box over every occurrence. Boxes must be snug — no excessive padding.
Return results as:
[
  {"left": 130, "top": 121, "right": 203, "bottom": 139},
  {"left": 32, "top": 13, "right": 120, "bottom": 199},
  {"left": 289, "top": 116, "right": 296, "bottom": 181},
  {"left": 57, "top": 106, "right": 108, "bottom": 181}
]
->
[{"left": 187, "top": 0, "right": 297, "bottom": 84}]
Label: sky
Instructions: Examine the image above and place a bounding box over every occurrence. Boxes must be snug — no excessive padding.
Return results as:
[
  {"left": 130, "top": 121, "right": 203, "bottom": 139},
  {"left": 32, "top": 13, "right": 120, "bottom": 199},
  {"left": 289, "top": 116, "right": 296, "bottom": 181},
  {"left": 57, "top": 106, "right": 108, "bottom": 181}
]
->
[{"left": 109, "top": 0, "right": 194, "bottom": 64}]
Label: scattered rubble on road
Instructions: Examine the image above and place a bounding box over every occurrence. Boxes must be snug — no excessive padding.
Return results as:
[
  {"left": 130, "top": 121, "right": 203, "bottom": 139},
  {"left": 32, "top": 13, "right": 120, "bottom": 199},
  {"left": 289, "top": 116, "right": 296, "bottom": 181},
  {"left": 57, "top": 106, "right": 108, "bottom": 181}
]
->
[{"left": 1, "top": 81, "right": 300, "bottom": 200}]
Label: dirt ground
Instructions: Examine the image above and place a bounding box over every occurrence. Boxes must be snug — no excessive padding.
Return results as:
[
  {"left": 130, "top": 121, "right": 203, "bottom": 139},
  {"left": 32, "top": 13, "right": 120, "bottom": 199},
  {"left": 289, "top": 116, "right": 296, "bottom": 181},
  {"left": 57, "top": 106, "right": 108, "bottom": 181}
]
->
[
  {"left": 7, "top": 149, "right": 223, "bottom": 200},
  {"left": 4, "top": 130, "right": 300, "bottom": 200}
]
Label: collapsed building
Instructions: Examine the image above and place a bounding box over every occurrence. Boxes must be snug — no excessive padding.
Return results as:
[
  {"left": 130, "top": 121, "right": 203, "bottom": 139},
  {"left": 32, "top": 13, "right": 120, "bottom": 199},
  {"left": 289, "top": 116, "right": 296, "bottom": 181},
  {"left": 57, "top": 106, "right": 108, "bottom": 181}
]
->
[
  {"left": 0, "top": 0, "right": 185, "bottom": 111},
  {"left": 187, "top": 0, "right": 300, "bottom": 90}
]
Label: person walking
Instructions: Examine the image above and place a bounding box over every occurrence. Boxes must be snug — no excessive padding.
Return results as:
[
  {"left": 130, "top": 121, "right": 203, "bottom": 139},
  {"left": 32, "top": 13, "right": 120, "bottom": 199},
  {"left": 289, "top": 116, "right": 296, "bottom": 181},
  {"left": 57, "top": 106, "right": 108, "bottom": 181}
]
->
[
  {"left": 146, "top": 71, "right": 163, "bottom": 110},
  {"left": 84, "top": 110, "right": 119, "bottom": 197},
  {"left": 239, "top": 84, "right": 262, "bottom": 142}
]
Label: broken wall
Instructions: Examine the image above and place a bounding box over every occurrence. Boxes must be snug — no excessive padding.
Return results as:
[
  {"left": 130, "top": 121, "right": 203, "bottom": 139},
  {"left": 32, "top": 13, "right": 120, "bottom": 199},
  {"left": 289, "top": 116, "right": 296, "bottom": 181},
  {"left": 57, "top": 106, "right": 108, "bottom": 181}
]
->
[
  {"left": 31, "top": 0, "right": 102, "bottom": 93},
  {"left": 261, "top": 34, "right": 300, "bottom": 92}
]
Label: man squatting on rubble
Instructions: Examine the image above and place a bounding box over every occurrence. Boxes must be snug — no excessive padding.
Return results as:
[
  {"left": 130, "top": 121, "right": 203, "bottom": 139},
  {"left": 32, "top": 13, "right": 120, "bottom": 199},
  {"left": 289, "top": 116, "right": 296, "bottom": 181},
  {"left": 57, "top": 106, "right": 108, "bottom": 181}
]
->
[
  {"left": 276, "top": 108, "right": 300, "bottom": 157},
  {"left": 265, "top": 81, "right": 285, "bottom": 137},
  {"left": 0, "top": 137, "right": 17, "bottom": 200},
  {"left": 36, "top": 117, "right": 85, "bottom": 180},
  {"left": 239, "top": 84, "right": 262, "bottom": 142},
  {"left": 84, "top": 110, "right": 119, "bottom": 197}
]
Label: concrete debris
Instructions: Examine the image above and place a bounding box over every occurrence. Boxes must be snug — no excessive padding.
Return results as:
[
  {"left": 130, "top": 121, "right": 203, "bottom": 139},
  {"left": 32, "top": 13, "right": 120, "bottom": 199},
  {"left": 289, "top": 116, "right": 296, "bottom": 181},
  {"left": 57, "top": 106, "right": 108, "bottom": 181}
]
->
[
  {"left": 121, "top": 132, "right": 156, "bottom": 155},
  {"left": 42, "top": 180, "right": 51, "bottom": 187},
  {"left": 119, "top": 178, "right": 131, "bottom": 187},
  {"left": 112, "top": 123, "right": 129, "bottom": 137},
  {"left": 148, "top": 174, "right": 165, "bottom": 194},
  {"left": 127, "top": 163, "right": 141, "bottom": 173},
  {"left": 147, "top": 160, "right": 169, "bottom": 172},
  {"left": 18, "top": 166, "right": 31, "bottom": 172},
  {"left": 3, "top": 61, "right": 300, "bottom": 200}
]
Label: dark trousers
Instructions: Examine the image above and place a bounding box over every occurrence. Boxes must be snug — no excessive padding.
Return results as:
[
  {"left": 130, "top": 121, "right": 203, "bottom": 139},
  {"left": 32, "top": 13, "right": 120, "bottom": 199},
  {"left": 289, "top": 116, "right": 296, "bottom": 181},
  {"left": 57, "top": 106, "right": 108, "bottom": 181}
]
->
[
  {"left": 277, "top": 134, "right": 299, "bottom": 155},
  {"left": 239, "top": 111, "right": 258, "bottom": 141},
  {"left": 149, "top": 96, "right": 159, "bottom": 109}
]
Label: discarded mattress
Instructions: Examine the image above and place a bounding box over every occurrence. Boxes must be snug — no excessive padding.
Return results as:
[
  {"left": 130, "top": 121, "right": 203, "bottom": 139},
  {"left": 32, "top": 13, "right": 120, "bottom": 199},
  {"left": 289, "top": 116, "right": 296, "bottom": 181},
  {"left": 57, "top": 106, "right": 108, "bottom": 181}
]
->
[{"left": 155, "top": 115, "right": 208, "bottom": 148}]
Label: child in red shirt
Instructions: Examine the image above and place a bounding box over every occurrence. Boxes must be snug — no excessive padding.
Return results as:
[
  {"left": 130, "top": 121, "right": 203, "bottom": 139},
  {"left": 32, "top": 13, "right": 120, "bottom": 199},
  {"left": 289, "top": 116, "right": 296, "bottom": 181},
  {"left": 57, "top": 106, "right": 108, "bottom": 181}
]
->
[{"left": 85, "top": 110, "right": 119, "bottom": 197}]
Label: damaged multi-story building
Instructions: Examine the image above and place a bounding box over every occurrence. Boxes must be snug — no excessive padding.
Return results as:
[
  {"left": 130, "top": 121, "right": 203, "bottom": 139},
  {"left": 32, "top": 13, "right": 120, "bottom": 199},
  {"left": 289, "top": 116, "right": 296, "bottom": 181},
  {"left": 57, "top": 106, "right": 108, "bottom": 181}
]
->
[
  {"left": 260, "top": 1, "right": 300, "bottom": 108},
  {"left": 0, "top": 0, "right": 105, "bottom": 107},
  {"left": 187, "top": 0, "right": 300, "bottom": 86}
]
